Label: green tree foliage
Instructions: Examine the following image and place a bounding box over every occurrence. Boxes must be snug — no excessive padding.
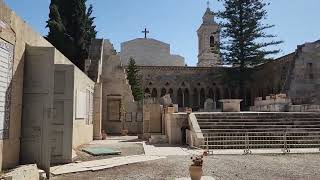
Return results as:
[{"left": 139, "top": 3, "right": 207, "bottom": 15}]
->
[
  {"left": 126, "top": 58, "right": 144, "bottom": 101},
  {"left": 46, "top": 0, "right": 97, "bottom": 71},
  {"left": 217, "top": 0, "right": 282, "bottom": 99}
]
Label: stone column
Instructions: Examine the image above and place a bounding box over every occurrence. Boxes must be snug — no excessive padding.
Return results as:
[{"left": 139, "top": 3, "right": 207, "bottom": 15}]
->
[{"left": 93, "top": 83, "right": 103, "bottom": 140}]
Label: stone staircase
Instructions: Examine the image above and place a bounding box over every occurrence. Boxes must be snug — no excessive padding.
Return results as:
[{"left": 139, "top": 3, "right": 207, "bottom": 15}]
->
[{"left": 195, "top": 113, "right": 320, "bottom": 150}]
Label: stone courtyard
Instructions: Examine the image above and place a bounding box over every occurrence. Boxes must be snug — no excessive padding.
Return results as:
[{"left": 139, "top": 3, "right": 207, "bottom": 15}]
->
[
  {"left": 0, "top": 0, "right": 320, "bottom": 180},
  {"left": 52, "top": 150, "right": 320, "bottom": 180}
]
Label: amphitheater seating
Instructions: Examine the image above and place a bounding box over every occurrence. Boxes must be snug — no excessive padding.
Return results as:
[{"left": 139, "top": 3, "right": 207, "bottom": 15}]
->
[{"left": 195, "top": 113, "right": 320, "bottom": 150}]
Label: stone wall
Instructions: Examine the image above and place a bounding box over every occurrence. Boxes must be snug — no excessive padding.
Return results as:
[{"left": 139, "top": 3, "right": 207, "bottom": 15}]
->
[
  {"left": 120, "top": 38, "right": 185, "bottom": 66},
  {"left": 88, "top": 39, "right": 142, "bottom": 134},
  {"left": 288, "top": 41, "right": 320, "bottom": 105},
  {"left": 0, "top": 0, "right": 53, "bottom": 170},
  {"left": 71, "top": 60, "right": 95, "bottom": 148},
  {"left": 137, "top": 52, "right": 297, "bottom": 111}
]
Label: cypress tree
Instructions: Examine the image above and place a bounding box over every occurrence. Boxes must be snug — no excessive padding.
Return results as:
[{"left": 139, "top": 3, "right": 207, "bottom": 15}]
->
[
  {"left": 46, "top": 0, "right": 97, "bottom": 71},
  {"left": 217, "top": 0, "right": 283, "bottom": 100},
  {"left": 126, "top": 58, "right": 144, "bottom": 101}
]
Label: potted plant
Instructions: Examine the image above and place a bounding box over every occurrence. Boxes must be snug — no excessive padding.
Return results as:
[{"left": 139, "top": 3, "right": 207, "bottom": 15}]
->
[{"left": 189, "top": 155, "right": 203, "bottom": 180}]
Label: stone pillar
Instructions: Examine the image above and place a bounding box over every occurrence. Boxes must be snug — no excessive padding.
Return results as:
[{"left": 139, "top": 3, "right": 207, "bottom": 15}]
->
[{"left": 93, "top": 83, "right": 103, "bottom": 140}]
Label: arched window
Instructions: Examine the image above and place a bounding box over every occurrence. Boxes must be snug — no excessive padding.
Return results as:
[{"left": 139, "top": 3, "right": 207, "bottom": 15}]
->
[
  {"left": 224, "top": 88, "right": 230, "bottom": 99},
  {"left": 184, "top": 89, "right": 190, "bottom": 107},
  {"left": 151, "top": 88, "right": 158, "bottom": 98},
  {"left": 246, "top": 89, "right": 252, "bottom": 106},
  {"left": 200, "top": 88, "right": 205, "bottom": 108},
  {"left": 193, "top": 89, "right": 199, "bottom": 109},
  {"left": 145, "top": 88, "right": 150, "bottom": 95},
  {"left": 210, "top": 36, "right": 215, "bottom": 47},
  {"left": 161, "top": 88, "right": 167, "bottom": 97},
  {"left": 216, "top": 88, "right": 221, "bottom": 108},
  {"left": 177, "top": 88, "right": 183, "bottom": 108},
  {"left": 208, "top": 88, "right": 214, "bottom": 99}
]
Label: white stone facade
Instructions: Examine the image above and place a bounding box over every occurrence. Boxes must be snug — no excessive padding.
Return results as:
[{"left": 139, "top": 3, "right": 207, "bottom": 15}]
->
[{"left": 120, "top": 38, "right": 185, "bottom": 66}]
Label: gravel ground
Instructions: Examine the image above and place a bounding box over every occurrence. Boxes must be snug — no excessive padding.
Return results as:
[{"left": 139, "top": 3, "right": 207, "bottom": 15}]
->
[{"left": 52, "top": 153, "right": 320, "bottom": 180}]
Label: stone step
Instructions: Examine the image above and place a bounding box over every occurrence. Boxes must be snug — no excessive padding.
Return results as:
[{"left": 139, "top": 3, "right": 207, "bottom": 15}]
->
[
  {"left": 195, "top": 114, "right": 320, "bottom": 118},
  {"left": 199, "top": 124, "right": 320, "bottom": 128},
  {"left": 201, "top": 128, "right": 320, "bottom": 132},
  {"left": 196, "top": 116, "right": 320, "bottom": 119},
  {"left": 200, "top": 144, "right": 319, "bottom": 149},
  {"left": 198, "top": 121, "right": 320, "bottom": 125}
]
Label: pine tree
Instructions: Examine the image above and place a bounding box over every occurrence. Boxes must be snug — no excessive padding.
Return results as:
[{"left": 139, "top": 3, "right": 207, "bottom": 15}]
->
[
  {"left": 217, "top": 0, "right": 283, "bottom": 99},
  {"left": 46, "top": 0, "right": 97, "bottom": 71},
  {"left": 126, "top": 58, "right": 144, "bottom": 101}
]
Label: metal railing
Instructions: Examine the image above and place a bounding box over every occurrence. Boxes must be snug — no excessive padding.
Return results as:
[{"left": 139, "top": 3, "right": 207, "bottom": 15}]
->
[{"left": 201, "top": 131, "right": 320, "bottom": 154}]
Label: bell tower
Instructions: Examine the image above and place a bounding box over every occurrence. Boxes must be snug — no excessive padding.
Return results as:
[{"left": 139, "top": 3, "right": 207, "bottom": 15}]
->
[{"left": 197, "top": 3, "right": 221, "bottom": 67}]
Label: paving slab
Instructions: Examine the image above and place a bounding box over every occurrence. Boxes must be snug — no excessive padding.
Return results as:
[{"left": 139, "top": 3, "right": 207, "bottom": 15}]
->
[
  {"left": 50, "top": 155, "right": 166, "bottom": 175},
  {"left": 82, "top": 147, "right": 121, "bottom": 156}
]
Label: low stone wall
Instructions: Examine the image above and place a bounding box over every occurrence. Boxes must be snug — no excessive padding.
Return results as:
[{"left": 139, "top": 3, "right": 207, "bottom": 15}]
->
[
  {"left": 289, "top": 104, "right": 320, "bottom": 112},
  {"left": 187, "top": 113, "right": 204, "bottom": 147},
  {"left": 250, "top": 94, "right": 291, "bottom": 112}
]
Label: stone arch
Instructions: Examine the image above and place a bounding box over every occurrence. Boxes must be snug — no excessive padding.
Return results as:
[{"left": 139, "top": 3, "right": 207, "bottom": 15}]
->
[
  {"left": 177, "top": 88, "right": 183, "bottom": 108},
  {"left": 193, "top": 88, "right": 199, "bottom": 109},
  {"left": 169, "top": 88, "right": 174, "bottom": 97},
  {"left": 161, "top": 88, "right": 167, "bottom": 97},
  {"left": 216, "top": 88, "right": 221, "bottom": 108},
  {"left": 208, "top": 88, "right": 214, "bottom": 99},
  {"left": 151, "top": 88, "right": 158, "bottom": 98},
  {"left": 184, "top": 89, "right": 190, "bottom": 107},
  {"left": 224, "top": 88, "right": 230, "bottom": 99},
  {"left": 231, "top": 89, "right": 236, "bottom": 99},
  {"left": 145, "top": 88, "right": 150, "bottom": 95},
  {"left": 246, "top": 88, "right": 252, "bottom": 106},
  {"left": 200, "top": 88, "right": 205, "bottom": 108}
]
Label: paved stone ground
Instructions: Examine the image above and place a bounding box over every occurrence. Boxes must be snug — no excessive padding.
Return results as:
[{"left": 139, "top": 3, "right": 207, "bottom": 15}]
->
[{"left": 52, "top": 153, "right": 320, "bottom": 180}]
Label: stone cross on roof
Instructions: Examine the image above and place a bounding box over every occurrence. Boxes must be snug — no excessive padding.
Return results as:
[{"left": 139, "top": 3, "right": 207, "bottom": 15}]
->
[{"left": 142, "top": 28, "right": 149, "bottom": 38}]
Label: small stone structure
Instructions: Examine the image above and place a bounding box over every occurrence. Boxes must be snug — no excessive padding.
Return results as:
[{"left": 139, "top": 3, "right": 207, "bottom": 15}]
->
[
  {"left": 204, "top": 98, "right": 215, "bottom": 112},
  {"left": 250, "top": 94, "right": 291, "bottom": 112},
  {"left": 219, "top": 99, "right": 243, "bottom": 112}
]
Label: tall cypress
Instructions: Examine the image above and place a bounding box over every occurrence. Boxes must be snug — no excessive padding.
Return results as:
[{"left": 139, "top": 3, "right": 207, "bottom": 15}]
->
[
  {"left": 217, "top": 0, "right": 283, "bottom": 100},
  {"left": 126, "top": 58, "right": 144, "bottom": 101},
  {"left": 46, "top": 0, "right": 97, "bottom": 71}
]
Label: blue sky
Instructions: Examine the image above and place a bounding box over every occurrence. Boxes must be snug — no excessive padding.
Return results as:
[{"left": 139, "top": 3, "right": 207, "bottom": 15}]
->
[{"left": 4, "top": 0, "right": 320, "bottom": 66}]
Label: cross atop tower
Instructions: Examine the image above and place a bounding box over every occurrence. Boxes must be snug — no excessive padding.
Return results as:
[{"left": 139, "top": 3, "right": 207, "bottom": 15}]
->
[
  {"left": 141, "top": 28, "right": 149, "bottom": 38},
  {"left": 207, "top": 1, "right": 210, "bottom": 8}
]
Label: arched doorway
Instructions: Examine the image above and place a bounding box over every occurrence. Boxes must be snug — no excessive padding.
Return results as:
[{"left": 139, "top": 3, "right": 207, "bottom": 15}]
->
[
  {"left": 184, "top": 89, "right": 190, "bottom": 107},
  {"left": 161, "top": 88, "right": 166, "bottom": 97},
  {"left": 200, "top": 88, "right": 205, "bottom": 108},
  {"left": 151, "top": 88, "right": 158, "bottom": 98},
  {"left": 177, "top": 88, "right": 183, "bottom": 108},
  {"left": 193, "top": 89, "right": 199, "bottom": 109}
]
